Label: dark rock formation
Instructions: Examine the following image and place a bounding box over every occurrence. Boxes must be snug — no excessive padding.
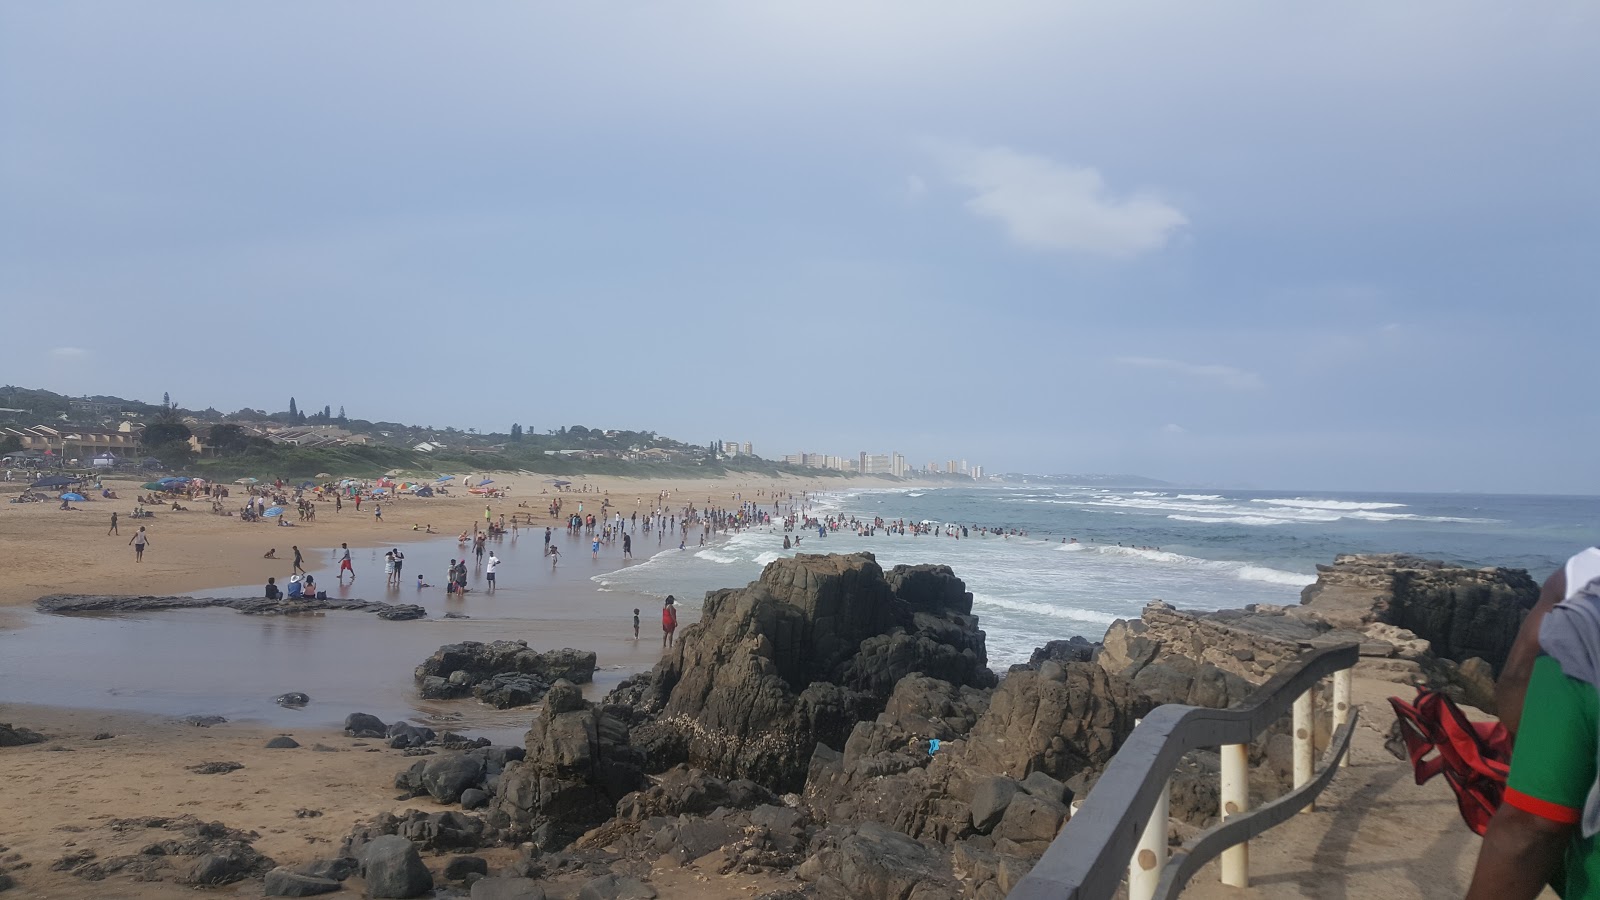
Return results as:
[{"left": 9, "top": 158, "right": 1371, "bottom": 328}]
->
[
  {"left": 615, "top": 554, "right": 995, "bottom": 793},
  {"left": 394, "top": 745, "right": 525, "bottom": 806},
  {"left": 471, "top": 877, "right": 547, "bottom": 898},
  {"left": 416, "top": 641, "right": 597, "bottom": 709},
  {"left": 1012, "top": 637, "right": 1098, "bottom": 671},
  {"left": 0, "top": 723, "right": 46, "bottom": 747},
  {"left": 963, "top": 660, "right": 1149, "bottom": 782},
  {"left": 50, "top": 816, "right": 274, "bottom": 886},
  {"left": 798, "top": 823, "right": 959, "bottom": 900},
  {"left": 344, "top": 712, "right": 387, "bottom": 738},
  {"left": 615, "top": 766, "right": 773, "bottom": 821},
  {"left": 494, "top": 681, "right": 648, "bottom": 848},
  {"left": 265, "top": 736, "right": 300, "bottom": 749},
  {"left": 275, "top": 692, "right": 310, "bottom": 707},
  {"left": 35, "top": 593, "right": 428, "bottom": 620},
  {"left": 1300, "top": 553, "right": 1538, "bottom": 673},
  {"left": 358, "top": 834, "right": 433, "bottom": 898}
]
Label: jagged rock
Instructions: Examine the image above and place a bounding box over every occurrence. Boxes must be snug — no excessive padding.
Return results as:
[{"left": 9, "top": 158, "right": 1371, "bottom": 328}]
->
[
  {"left": 992, "top": 792, "right": 1066, "bottom": 847},
  {"left": 964, "top": 661, "right": 1148, "bottom": 783},
  {"left": 1300, "top": 554, "right": 1537, "bottom": 670},
  {"left": 0, "top": 723, "right": 46, "bottom": 747},
  {"left": 263, "top": 866, "right": 341, "bottom": 896},
  {"left": 266, "top": 736, "right": 300, "bottom": 749},
  {"left": 357, "top": 835, "right": 433, "bottom": 898},
  {"left": 183, "top": 848, "right": 270, "bottom": 886},
  {"left": 472, "top": 877, "right": 547, "bottom": 899},
  {"left": 344, "top": 713, "right": 387, "bottom": 738},
  {"left": 494, "top": 683, "right": 647, "bottom": 848},
  {"left": 377, "top": 605, "right": 428, "bottom": 621},
  {"left": 969, "top": 777, "right": 1020, "bottom": 834},
  {"left": 418, "top": 754, "right": 487, "bottom": 804},
  {"left": 1018, "top": 771, "right": 1068, "bottom": 805},
  {"left": 651, "top": 818, "right": 741, "bottom": 865},
  {"left": 1016, "top": 637, "right": 1098, "bottom": 671},
  {"left": 181, "top": 714, "right": 228, "bottom": 727},
  {"left": 611, "top": 554, "right": 995, "bottom": 794},
  {"left": 617, "top": 766, "right": 772, "bottom": 821},
  {"left": 802, "top": 823, "right": 959, "bottom": 900},
  {"left": 387, "top": 722, "right": 436, "bottom": 749},
  {"left": 275, "top": 692, "right": 311, "bottom": 707}
]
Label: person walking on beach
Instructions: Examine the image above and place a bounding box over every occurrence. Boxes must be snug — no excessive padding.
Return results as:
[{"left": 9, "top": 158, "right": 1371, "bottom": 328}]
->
[
  {"left": 662, "top": 596, "right": 678, "bottom": 648},
  {"left": 108, "top": 511, "right": 119, "bottom": 535},
  {"left": 548, "top": 544, "right": 560, "bottom": 568},
  {"left": 384, "top": 550, "right": 396, "bottom": 586},
  {"left": 338, "top": 542, "right": 354, "bottom": 582},
  {"left": 592, "top": 536, "right": 600, "bottom": 559},
  {"left": 374, "top": 502, "right": 382, "bottom": 523},
  {"left": 335, "top": 494, "right": 342, "bottom": 514},
  {"left": 291, "top": 545, "right": 305, "bottom": 575},
  {"left": 623, "top": 532, "right": 632, "bottom": 560},
  {"left": 392, "top": 548, "right": 403, "bottom": 583},
  {"left": 632, "top": 608, "right": 640, "bottom": 640},
  {"left": 129, "top": 525, "right": 150, "bottom": 562},
  {"left": 485, "top": 552, "right": 500, "bottom": 593}
]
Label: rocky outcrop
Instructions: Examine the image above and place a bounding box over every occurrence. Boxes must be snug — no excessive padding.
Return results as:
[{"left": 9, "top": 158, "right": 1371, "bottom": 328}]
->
[
  {"left": 47, "top": 816, "right": 274, "bottom": 886},
  {"left": 415, "top": 641, "right": 597, "bottom": 709},
  {"left": 395, "top": 745, "right": 526, "bottom": 805},
  {"left": 36, "top": 594, "right": 427, "bottom": 620},
  {"left": 0, "top": 723, "right": 46, "bottom": 747},
  {"left": 494, "top": 681, "right": 648, "bottom": 849},
  {"left": 963, "top": 660, "right": 1149, "bottom": 783},
  {"left": 616, "top": 554, "right": 995, "bottom": 793},
  {"left": 1300, "top": 553, "right": 1538, "bottom": 672}
]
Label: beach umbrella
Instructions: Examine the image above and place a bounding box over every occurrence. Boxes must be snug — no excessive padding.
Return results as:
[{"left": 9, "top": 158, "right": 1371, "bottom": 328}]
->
[
  {"left": 157, "top": 476, "right": 182, "bottom": 485},
  {"left": 298, "top": 481, "right": 316, "bottom": 489},
  {"left": 436, "top": 475, "right": 454, "bottom": 483},
  {"left": 315, "top": 472, "right": 333, "bottom": 478},
  {"left": 262, "top": 506, "right": 284, "bottom": 517},
  {"left": 141, "top": 481, "right": 165, "bottom": 490},
  {"left": 60, "top": 492, "right": 86, "bottom": 502},
  {"left": 30, "top": 475, "right": 76, "bottom": 488},
  {"left": 234, "top": 477, "right": 258, "bottom": 485},
  {"left": 372, "top": 488, "right": 387, "bottom": 494},
  {"left": 479, "top": 478, "right": 494, "bottom": 486}
]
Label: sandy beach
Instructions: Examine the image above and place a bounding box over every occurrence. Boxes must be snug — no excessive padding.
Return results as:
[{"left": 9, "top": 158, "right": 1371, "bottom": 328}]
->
[{"left": 0, "top": 469, "right": 924, "bottom": 897}]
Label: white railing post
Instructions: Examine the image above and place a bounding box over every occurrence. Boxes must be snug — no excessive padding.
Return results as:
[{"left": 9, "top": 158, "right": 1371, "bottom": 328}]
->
[
  {"left": 1293, "top": 687, "right": 1315, "bottom": 812},
  {"left": 1129, "top": 777, "right": 1170, "bottom": 900},
  {"left": 1219, "top": 742, "right": 1250, "bottom": 887},
  {"left": 1333, "top": 667, "right": 1353, "bottom": 768}
]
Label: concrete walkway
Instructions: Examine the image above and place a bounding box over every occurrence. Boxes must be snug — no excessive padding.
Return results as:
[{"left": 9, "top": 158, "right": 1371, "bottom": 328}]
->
[{"left": 1179, "top": 676, "right": 1554, "bottom": 900}]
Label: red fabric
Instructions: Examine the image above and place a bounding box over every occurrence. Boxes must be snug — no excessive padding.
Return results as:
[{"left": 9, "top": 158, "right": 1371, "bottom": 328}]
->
[
  {"left": 1504, "top": 787, "right": 1582, "bottom": 825},
  {"left": 662, "top": 607, "right": 677, "bottom": 630},
  {"left": 1388, "top": 689, "right": 1512, "bottom": 836}
]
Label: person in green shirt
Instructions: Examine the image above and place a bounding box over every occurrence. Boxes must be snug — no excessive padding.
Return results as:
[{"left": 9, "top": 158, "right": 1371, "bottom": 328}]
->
[{"left": 1469, "top": 548, "right": 1600, "bottom": 899}]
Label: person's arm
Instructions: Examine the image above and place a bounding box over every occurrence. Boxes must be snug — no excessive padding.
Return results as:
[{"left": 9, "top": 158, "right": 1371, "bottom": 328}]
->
[
  {"left": 1466, "top": 804, "right": 1571, "bottom": 899},
  {"left": 1497, "top": 569, "right": 1567, "bottom": 735}
]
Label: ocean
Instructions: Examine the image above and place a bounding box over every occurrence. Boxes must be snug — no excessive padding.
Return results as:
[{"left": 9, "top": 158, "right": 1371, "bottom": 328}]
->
[{"left": 594, "top": 485, "right": 1600, "bottom": 668}]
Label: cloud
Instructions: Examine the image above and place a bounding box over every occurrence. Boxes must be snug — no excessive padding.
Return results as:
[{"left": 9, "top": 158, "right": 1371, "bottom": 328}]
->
[
  {"left": 1162, "top": 423, "right": 1186, "bottom": 434},
  {"left": 50, "top": 347, "right": 89, "bottom": 358},
  {"left": 934, "top": 144, "right": 1187, "bottom": 258},
  {"left": 1115, "top": 356, "right": 1263, "bottom": 390}
]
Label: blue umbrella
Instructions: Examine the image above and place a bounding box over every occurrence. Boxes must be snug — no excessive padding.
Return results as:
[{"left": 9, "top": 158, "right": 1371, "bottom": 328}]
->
[
  {"left": 298, "top": 481, "right": 316, "bottom": 489},
  {"left": 60, "top": 492, "right": 85, "bottom": 502},
  {"left": 262, "top": 506, "right": 284, "bottom": 517},
  {"left": 372, "top": 488, "right": 387, "bottom": 494},
  {"left": 436, "top": 475, "right": 454, "bottom": 483},
  {"left": 158, "top": 476, "right": 183, "bottom": 485},
  {"left": 478, "top": 478, "right": 493, "bottom": 486}
]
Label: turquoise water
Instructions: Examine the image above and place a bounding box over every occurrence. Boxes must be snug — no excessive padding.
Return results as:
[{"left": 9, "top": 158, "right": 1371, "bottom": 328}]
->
[{"left": 595, "top": 486, "right": 1600, "bottom": 667}]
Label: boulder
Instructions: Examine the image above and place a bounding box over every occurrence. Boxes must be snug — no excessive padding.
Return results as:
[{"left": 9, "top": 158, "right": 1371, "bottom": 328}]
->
[
  {"left": 422, "top": 754, "right": 488, "bottom": 804},
  {"left": 344, "top": 713, "right": 388, "bottom": 738},
  {"left": 266, "top": 736, "right": 300, "bottom": 749},
  {"left": 968, "top": 776, "right": 1021, "bottom": 834},
  {"left": 386, "top": 722, "right": 436, "bottom": 749},
  {"left": 617, "top": 766, "right": 772, "bottom": 821},
  {"left": 297, "top": 858, "right": 358, "bottom": 881},
  {"left": 827, "top": 822, "right": 959, "bottom": 900},
  {"left": 460, "top": 788, "right": 490, "bottom": 811},
  {"left": 263, "top": 866, "right": 341, "bottom": 896},
  {"left": 443, "top": 855, "right": 489, "bottom": 881},
  {"left": 275, "top": 692, "right": 311, "bottom": 707},
  {"left": 992, "top": 792, "right": 1066, "bottom": 846},
  {"left": 357, "top": 835, "right": 433, "bottom": 898},
  {"left": 416, "top": 642, "right": 597, "bottom": 708}
]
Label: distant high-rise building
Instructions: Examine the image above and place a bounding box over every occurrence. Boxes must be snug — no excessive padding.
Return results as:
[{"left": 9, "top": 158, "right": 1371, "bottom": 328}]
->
[
  {"left": 970, "top": 465, "right": 984, "bottom": 479},
  {"left": 959, "top": 459, "right": 968, "bottom": 474},
  {"left": 891, "top": 452, "right": 907, "bottom": 478},
  {"left": 945, "top": 460, "right": 958, "bottom": 474},
  {"left": 859, "top": 451, "right": 868, "bottom": 474},
  {"left": 743, "top": 442, "right": 753, "bottom": 456},
  {"left": 784, "top": 454, "right": 803, "bottom": 466},
  {"left": 722, "top": 440, "right": 741, "bottom": 457},
  {"left": 864, "top": 454, "right": 891, "bottom": 474}
]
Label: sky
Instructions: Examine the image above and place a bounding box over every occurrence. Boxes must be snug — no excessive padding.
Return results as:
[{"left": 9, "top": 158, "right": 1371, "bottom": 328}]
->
[{"left": 2, "top": 3, "right": 1596, "bottom": 494}]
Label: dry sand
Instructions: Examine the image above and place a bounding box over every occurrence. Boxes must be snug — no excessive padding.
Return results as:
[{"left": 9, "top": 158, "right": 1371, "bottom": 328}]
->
[{"left": 0, "top": 468, "right": 914, "bottom": 896}]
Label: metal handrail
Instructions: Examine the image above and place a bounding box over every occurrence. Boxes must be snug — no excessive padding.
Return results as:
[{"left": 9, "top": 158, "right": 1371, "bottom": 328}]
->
[
  {"left": 1007, "top": 643, "right": 1360, "bottom": 900},
  {"left": 1152, "top": 708, "right": 1360, "bottom": 900}
]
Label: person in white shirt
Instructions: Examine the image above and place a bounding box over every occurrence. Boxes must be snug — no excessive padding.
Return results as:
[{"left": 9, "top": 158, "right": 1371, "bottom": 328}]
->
[{"left": 485, "top": 552, "right": 501, "bottom": 593}]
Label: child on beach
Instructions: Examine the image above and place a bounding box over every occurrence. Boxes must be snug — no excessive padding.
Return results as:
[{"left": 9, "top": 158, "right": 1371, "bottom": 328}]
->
[
  {"left": 548, "top": 544, "right": 560, "bottom": 567},
  {"left": 633, "top": 608, "right": 640, "bottom": 640},
  {"left": 417, "top": 575, "right": 431, "bottom": 588}
]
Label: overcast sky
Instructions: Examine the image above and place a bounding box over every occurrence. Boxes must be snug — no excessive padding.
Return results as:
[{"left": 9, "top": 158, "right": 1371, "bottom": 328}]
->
[{"left": 3, "top": 3, "right": 1596, "bottom": 493}]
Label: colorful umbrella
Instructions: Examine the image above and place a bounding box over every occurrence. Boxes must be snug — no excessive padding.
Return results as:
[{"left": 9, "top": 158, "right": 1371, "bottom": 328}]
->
[
  {"left": 262, "top": 506, "right": 284, "bottom": 517},
  {"left": 234, "top": 477, "right": 258, "bottom": 485},
  {"left": 60, "top": 492, "right": 85, "bottom": 502}
]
